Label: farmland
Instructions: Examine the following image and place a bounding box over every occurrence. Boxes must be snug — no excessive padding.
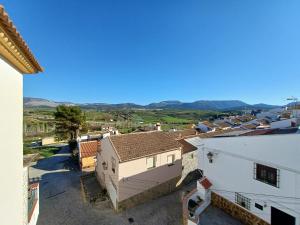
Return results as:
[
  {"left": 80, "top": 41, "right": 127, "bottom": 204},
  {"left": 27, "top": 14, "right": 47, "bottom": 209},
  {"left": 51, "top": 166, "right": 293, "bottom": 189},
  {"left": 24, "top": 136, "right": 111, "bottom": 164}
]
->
[{"left": 23, "top": 107, "right": 239, "bottom": 138}]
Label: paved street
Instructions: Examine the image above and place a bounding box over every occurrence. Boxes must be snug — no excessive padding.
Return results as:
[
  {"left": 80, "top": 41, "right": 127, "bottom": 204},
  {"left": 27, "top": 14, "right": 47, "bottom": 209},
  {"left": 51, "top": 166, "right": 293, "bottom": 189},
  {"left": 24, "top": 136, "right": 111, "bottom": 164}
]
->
[
  {"left": 30, "top": 146, "right": 186, "bottom": 225},
  {"left": 199, "top": 206, "right": 244, "bottom": 225}
]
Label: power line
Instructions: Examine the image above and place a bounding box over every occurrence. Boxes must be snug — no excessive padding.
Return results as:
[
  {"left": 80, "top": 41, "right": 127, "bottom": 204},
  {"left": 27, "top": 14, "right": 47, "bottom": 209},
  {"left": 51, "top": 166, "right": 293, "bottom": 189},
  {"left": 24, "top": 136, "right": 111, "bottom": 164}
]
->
[{"left": 206, "top": 188, "right": 300, "bottom": 200}]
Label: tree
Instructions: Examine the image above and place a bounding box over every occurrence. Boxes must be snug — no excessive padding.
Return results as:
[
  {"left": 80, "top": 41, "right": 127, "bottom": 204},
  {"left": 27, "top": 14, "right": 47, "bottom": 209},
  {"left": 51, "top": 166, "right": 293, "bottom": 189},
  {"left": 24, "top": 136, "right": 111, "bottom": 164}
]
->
[{"left": 54, "top": 105, "right": 86, "bottom": 140}]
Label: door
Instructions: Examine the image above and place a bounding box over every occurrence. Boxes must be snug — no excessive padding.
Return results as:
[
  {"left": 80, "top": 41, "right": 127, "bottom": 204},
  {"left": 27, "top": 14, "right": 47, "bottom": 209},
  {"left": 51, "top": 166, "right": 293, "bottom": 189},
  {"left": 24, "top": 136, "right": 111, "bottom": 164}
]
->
[{"left": 271, "top": 207, "right": 295, "bottom": 225}]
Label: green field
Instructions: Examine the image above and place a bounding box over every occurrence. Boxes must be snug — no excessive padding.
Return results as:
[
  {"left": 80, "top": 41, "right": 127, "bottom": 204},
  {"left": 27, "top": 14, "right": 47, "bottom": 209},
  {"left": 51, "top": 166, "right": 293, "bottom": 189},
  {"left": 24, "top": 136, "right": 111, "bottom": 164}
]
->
[
  {"left": 23, "top": 144, "right": 60, "bottom": 158},
  {"left": 23, "top": 107, "right": 238, "bottom": 138}
]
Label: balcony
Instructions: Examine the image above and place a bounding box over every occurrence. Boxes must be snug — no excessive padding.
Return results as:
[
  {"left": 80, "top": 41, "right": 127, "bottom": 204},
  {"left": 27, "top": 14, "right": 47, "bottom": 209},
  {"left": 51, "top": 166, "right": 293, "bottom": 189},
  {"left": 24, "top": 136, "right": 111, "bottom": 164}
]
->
[{"left": 28, "top": 183, "right": 39, "bottom": 225}]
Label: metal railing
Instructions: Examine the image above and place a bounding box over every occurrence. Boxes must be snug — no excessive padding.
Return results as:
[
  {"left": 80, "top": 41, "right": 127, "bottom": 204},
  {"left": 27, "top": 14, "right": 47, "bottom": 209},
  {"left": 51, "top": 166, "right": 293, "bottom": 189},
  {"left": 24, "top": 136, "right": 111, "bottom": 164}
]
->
[{"left": 28, "top": 184, "right": 38, "bottom": 222}]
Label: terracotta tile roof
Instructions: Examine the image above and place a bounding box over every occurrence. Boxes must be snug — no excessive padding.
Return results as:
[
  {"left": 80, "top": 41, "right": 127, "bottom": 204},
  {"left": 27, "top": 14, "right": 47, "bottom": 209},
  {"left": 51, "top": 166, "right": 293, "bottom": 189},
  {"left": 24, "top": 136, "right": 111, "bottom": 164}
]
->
[
  {"left": 196, "top": 129, "right": 237, "bottom": 138},
  {"left": 240, "top": 128, "right": 299, "bottom": 136},
  {"left": 241, "top": 123, "right": 258, "bottom": 130},
  {"left": 0, "top": 5, "right": 42, "bottom": 73},
  {"left": 109, "top": 131, "right": 182, "bottom": 162},
  {"left": 200, "top": 121, "right": 218, "bottom": 128},
  {"left": 215, "top": 121, "right": 232, "bottom": 128},
  {"left": 199, "top": 177, "right": 212, "bottom": 189},
  {"left": 178, "top": 139, "right": 197, "bottom": 154},
  {"left": 80, "top": 140, "right": 99, "bottom": 158},
  {"left": 168, "top": 129, "right": 199, "bottom": 140}
]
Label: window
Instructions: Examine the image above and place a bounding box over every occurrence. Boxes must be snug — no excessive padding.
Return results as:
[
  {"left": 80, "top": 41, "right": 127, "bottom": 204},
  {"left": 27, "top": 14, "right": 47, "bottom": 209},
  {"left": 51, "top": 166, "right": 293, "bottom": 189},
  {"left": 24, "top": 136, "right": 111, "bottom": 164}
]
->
[
  {"left": 111, "top": 157, "right": 116, "bottom": 173},
  {"left": 190, "top": 153, "right": 194, "bottom": 159},
  {"left": 167, "top": 154, "right": 175, "bottom": 166},
  {"left": 255, "top": 203, "right": 264, "bottom": 211},
  {"left": 146, "top": 156, "right": 156, "bottom": 169},
  {"left": 254, "top": 163, "right": 279, "bottom": 187},
  {"left": 102, "top": 161, "right": 108, "bottom": 170},
  {"left": 235, "top": 193, "right": 251, "bottom": 210}
]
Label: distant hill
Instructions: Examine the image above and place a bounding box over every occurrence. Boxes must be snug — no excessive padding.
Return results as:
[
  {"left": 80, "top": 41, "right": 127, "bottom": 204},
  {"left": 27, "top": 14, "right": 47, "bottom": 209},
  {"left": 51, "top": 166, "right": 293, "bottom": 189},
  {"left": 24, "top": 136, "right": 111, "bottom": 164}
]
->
[
  {"left": 252, "top": 103, "right": 282, "bottom": 109},
  {"left": 146, "top": 100, "right": 250, "bottom": 110},
  {"left": 24, "top": 97, "right": 280, "bottom": 111},
  {"left": 24, "top": 97, "right": 75, "bottom": 108}
]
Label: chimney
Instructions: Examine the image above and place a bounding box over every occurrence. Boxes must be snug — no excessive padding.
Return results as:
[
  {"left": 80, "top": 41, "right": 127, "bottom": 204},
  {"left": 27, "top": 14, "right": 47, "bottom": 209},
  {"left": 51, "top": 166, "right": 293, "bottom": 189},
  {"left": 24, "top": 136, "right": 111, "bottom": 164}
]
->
[{"left": 155, "top": 123, "right": 161, "bottom": 131}]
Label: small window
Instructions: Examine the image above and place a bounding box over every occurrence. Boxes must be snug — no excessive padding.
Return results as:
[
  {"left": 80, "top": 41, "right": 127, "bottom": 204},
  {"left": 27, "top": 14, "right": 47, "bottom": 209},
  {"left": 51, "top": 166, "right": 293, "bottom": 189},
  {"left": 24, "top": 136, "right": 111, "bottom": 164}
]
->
[
  {"left": 167, "top": 154, "right": 175, "bottom": 166},
  {"left": 102, "top": 161, "right": 108, "bottom": 170},
  {"left": 255, "top": 203, "right": 263, "bottom": 210},
  {"left": 254, "top": 163, "right": 279, "bottom": 187},
  {"left": 235, "top": 193, "right": 251, "bottom": 210},
  {"left": 190, "top": 153, "right": 194, "bottom": 159},
  {"left": 146, "top": 156, "right": 156, "bottom": 169},
  {"left": 111, "top": 157, "right": 116, "bottom": 173}
]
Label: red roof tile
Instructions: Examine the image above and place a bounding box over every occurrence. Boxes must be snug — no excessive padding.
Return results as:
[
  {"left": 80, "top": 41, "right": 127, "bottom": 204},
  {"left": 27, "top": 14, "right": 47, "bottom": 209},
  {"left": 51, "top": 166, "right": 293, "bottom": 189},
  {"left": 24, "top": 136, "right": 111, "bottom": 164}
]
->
[
  {"left": 178, "top": 139, "right": 197, "bottom": 154},
  {"left": 110, "top": 131, "right": 182, "bottom": 162},
  {"left": 199, "top": 177, "right": 212, "bottom": 189},
  {"left": 80, "top": 140, "right": 99, "bottom": 158}
]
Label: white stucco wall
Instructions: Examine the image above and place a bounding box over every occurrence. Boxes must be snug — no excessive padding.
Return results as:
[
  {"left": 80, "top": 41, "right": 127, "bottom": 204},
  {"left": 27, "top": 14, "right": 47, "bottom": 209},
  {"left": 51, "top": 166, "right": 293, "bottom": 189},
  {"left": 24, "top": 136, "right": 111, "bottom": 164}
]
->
[
  {"left": 292, "top": 110, "right": 300, "bottom": 119},
  {"left": 23, "top": 167, "right": 28, "bottom": 225},
  {"left": 0, "top": 57, "right": 23, "bottom": 225},
  {"left": 95, "top": 137, "right": 119, "bottom": 208},
  {"left": 118, "top": 148, "right": 182, "bottom": 201},
  {"left": 189, "top": 134, "right": 300, "bottom": 224},
  {"left": 96, "top": 137, "right": 182, "bottom": 206},
  {"left": 270, "top": 118, "right": 296, "bottom": 129}
]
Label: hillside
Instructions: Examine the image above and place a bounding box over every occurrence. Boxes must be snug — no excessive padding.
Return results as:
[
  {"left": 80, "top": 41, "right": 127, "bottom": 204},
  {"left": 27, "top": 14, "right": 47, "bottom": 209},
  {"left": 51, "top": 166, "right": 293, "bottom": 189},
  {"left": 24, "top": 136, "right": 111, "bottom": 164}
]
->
[{"left": 24, "top": 97, "right": 280, "bottom": 111}]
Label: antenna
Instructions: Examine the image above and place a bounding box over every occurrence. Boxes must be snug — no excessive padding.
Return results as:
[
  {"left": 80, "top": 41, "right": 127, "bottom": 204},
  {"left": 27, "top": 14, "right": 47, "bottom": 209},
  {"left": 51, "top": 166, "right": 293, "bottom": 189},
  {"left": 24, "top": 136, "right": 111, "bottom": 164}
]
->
[{"left": 286, "top": 96, "right": 298, "bottom": 109}]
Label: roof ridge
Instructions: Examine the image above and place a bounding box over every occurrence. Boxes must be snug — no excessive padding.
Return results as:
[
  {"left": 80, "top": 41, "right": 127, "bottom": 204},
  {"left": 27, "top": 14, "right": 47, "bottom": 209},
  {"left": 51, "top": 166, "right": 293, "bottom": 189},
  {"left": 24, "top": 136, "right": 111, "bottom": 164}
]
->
[
  {"left": 111, "top": 130, "right": 162, "bottom": 137},
  {"left": 108, "top": 136, "right": 121, "bottom": 161}
]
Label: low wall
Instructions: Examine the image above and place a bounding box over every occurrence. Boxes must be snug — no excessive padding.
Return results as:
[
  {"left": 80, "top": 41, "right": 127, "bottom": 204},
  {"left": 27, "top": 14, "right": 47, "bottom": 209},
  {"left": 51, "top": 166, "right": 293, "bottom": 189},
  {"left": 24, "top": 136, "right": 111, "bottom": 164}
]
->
[
  {"left": 81, "top": 156, "right": 96, "bottom": 171},
  {"left": 211, "top": 192, "right": 269, "bottom": 225},
  {"left": 41, "top": 137, "right": 56, "bottom": 146},
  {"left": 117, "top": 176, "right": 181, "bottom": 211},
  {"left": 182, "top": 188, "right": 198, "bottom": 225}
]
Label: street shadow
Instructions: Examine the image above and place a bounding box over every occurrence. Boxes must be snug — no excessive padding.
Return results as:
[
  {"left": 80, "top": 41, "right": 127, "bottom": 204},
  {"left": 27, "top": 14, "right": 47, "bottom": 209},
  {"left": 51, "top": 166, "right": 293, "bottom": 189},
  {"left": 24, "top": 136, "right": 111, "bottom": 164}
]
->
[{"left": 31, "top": 145, "right": 80, "bottom": 172}]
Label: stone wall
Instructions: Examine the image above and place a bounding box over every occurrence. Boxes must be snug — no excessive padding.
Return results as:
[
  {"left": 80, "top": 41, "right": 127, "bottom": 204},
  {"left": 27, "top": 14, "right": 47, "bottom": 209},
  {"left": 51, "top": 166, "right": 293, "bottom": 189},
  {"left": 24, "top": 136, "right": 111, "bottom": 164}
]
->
[
  {"left": 117, "top": 176, "right": 181, "bottom": 211},
  {"left": 177, "top": 150, "right": 199, "bottom": 186},
  {"left": 211, "top": 192, "right": 270, "bottom": 225}
]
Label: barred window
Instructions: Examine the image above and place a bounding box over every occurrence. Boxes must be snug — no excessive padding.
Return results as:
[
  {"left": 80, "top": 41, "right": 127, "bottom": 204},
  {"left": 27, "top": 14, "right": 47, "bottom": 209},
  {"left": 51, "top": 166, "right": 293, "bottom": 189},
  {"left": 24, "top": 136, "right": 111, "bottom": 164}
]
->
[
  {"left": 254, "top": 163, "right": 279, "bottom": 187},
  {"left": 235, "top": 193, "right": 251, "bottom": 210}
]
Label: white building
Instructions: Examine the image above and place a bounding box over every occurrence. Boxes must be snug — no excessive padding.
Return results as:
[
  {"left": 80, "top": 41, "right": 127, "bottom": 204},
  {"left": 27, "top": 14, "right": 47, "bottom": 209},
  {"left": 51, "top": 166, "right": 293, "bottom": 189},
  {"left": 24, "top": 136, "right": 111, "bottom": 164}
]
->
[
  {"left": 0, "top": 5, "right": 42, "bottom": 225},
  {"left": 196, "top": 121, "right": 217, "bottom": 133},
  {"left": 185, "top": 131, "right": 300, "bottom": 225},
  {"left": 292, "top": 110, "right": 300, "bottom": 119},
  {"left": 270, "top": 118, "right": 297, "bottom": 129}
]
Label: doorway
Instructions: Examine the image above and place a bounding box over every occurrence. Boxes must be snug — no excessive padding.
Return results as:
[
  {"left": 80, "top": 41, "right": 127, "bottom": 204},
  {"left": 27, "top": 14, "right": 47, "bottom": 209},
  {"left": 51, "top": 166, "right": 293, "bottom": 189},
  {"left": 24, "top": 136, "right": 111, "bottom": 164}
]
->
[{"left": 271, "top": 207, "right": 295, "bottom": 225}]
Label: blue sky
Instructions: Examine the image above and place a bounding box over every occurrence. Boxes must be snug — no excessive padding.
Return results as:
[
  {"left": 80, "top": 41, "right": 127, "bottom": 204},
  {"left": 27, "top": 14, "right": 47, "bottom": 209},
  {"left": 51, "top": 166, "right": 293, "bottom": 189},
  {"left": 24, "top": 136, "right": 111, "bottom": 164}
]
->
[{"left": 2, "top": 0, "right": 300, "bottom": 105}]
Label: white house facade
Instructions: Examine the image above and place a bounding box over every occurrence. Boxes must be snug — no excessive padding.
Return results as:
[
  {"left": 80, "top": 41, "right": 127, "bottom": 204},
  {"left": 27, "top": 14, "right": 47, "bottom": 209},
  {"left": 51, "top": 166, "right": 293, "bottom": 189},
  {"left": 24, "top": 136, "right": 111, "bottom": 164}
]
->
[
  {"left": 186, "top": 133, "right": 300, "bottom": 225},
  {"left": 0, "top": 5, "right": 42, "bottom": 225}
]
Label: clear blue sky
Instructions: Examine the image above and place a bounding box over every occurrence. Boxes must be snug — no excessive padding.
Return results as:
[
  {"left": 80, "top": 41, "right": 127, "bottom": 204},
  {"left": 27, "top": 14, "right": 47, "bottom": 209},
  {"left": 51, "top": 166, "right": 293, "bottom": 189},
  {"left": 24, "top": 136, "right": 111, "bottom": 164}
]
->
[{"left": 2, "top": 0, "right": 300, "bottom": 105}]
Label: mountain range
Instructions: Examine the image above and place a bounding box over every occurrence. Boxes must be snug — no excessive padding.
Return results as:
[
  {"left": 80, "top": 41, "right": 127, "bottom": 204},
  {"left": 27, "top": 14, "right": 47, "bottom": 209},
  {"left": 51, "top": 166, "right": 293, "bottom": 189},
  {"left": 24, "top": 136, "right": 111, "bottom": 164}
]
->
[{"left": 24, "top": 97, "right": 282, "bottom": 111}]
